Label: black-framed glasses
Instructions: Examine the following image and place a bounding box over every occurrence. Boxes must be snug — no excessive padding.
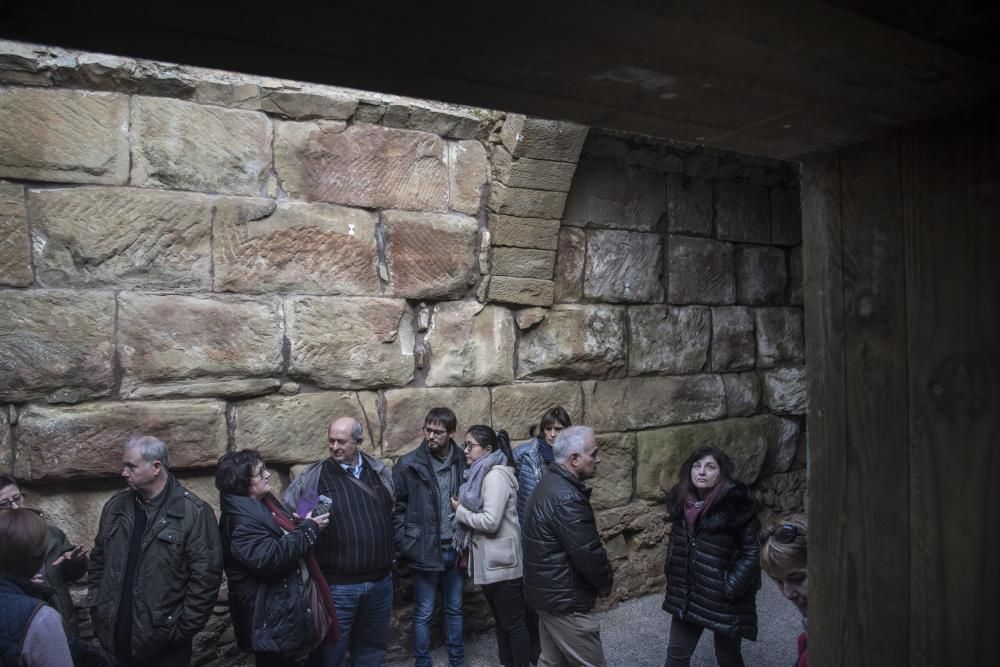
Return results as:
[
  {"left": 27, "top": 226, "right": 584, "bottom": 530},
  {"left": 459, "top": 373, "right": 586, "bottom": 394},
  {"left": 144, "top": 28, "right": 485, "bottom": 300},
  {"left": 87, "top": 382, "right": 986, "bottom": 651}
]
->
[
  {"left": 253, "top": 465, "right": 269, "bottom": 480},
  {"left": 462, "top": 441, "right": 483, "bottom": 451},
  {"left": 0, "top": 492, "right": 25, "bottom": 509},
  {"left": 759, "top": 524, "right": 805, "bottom": 546},
  {"left": 424, "top": 426, "right": 447, "bottom": 437}
]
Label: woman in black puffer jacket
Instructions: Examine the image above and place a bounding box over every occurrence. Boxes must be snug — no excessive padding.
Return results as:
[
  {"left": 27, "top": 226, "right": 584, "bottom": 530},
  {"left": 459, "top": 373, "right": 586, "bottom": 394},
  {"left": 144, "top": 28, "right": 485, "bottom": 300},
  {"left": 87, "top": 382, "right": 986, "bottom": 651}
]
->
[{"left": 662, "top": 446, "right": 760, "bottom": 667}]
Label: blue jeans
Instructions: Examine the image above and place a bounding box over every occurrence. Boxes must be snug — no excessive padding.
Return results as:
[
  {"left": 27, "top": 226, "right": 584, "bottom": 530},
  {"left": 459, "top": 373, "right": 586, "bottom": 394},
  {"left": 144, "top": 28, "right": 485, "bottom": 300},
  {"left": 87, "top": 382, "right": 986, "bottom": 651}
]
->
[
  {"left": 411, "top": 548, "right": 465, "bottom": 667},
  {"left": 317, "top": 574, "right": 393, "bottom": 667}
]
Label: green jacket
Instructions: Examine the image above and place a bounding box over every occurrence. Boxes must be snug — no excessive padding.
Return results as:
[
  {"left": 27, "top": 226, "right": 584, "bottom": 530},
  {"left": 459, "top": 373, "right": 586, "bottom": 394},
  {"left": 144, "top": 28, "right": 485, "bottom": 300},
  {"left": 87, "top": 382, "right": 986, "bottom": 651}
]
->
[
  {"left": 86, "top": 475, "right": 222, "bottom": 660},
  {"left": 43, "top": 523, "right": 87, "bottom": 637}
]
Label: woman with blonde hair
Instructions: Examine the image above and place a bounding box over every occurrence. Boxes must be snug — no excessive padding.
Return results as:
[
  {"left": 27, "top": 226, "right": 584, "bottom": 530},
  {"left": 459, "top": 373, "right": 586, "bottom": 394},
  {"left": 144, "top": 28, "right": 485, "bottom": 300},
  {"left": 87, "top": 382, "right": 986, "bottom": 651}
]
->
[{"left": 759, "top": 512, "right": 808, "bottom": 667}]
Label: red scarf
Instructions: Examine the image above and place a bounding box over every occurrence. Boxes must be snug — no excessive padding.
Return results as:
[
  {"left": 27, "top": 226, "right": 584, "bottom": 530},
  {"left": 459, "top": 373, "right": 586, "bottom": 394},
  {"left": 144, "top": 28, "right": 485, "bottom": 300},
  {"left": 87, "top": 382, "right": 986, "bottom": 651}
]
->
[
  {"left": 262, "top": 495, "right": 341, "bottom": 646},
  {"left": 682, "top": 480, "right": 730, "bottom": 531}
]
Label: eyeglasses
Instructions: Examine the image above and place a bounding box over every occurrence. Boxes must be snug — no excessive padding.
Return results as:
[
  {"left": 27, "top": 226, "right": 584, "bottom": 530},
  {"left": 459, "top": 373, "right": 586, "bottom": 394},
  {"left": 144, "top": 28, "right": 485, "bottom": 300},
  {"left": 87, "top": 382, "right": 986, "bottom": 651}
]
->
[
  {"left": 462, "top": 441, "right": 483, "bottom": 451},
  {"left": 0, "top": 492, "right": 25, "bottom": 509},
  {"left": 759, "top": 524, "right": 805, "bottom": 546},
  {"left": 424, "top": 426, "right": 448, "bottom": 437},
  {"left": 253, "top": 466, "right": 269, "bottom": 480}
]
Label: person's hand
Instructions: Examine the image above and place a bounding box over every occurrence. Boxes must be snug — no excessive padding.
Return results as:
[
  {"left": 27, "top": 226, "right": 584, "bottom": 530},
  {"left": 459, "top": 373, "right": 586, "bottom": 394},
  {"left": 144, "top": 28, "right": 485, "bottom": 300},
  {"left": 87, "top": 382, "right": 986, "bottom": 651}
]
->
[
  {"left": 30, "top": 572, "right": 44, "bottom": 585},
  {"left": 450, "top": 496, "right": 459, "bottom": 511},
  {"left": 292, "top": 512, "right": 303, "bottom": 524},
  {"left": 51, "top": 545, "right": 88, "bottom": 567},
  {"left": 310, "top": 513, "right": 330, "bottom": 530}
]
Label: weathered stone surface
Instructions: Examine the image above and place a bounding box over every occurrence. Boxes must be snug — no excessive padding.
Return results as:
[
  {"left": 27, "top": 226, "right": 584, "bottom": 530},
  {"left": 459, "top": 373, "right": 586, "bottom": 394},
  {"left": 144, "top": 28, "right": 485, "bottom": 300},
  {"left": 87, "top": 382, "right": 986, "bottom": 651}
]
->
[
  {"left": 758, "top": 414, "right": 802, "bottom": 476},
  {"left": 590, "top": 432, "right": 636, "bottom": 511},
  {"left": 762, "top": 367, "right": 808, "bottom": 415},
  {"left": 583, "top": 375, "right": 726, "bottom": 432},
  {"left": 0, "top": 88, "right": 128, "bottom": 184},
  {"left": 723, "top": 372, "right": 761, "bottom": 417},
  {"left": 275, "top": 122, "right": 448, "bottom": 211},
  {"left": 488, "top": 182, "right": 568, "bottom": 220},
  {"left": 287, "top": 297, "right": 414, "bottom": 389},
  {"left": 628, "top": 306, "right": 710, "bottom": 375},
  {"left": 383, "top": 210, "right": 478, "bottom": 298},
  {"left": 14, "top": 400, "right": 227, "bottom": 481},
  {"left": 449, "top": 141, "right": 489, "bottom": 214},
  {"left": 584, "top": 230, "right": 663, "bottom": 303},
  {"left": 517, "top": 305, "right": 626, "bottom": 380},
  {"left": 562, "top": 159, "right": 665, "bottom": 231},
  {"left": 0, "top": 407, "right": 10, "bottom": 471},
  {"left": 771, "top": 187, "right": 803, "bottom": 246},
  {"left": 715, "top": 182, "right": 771, "bottom": 243},
  {"left": 514, "top": 307, "right": 547, "bottom": 330},
  {"left": 755, "top": 307, "right": 805, "bottom": 367},
  {"left": 131, "top": 96, "right": 271, "bottom": 195},
  {"left": 499, "top": 116, "right": 588, "bottom": 162},
  {"left": 382, "top": 102, "right": 486, "bottom": 139},
  {"left": 485, "top": 276, "right": 554, "bottom": 307},
  {"left": 234, "top": 391, "right": 380, "bottom": 464},
  {"left": 118, "top": 293, "right": 284, "bottom": 399},
  {"left": 553, "top": 227, "right": 585, "bottom": 303},
  {"left": 193, "top": 80, "right": 260, "bottom": 110},
  {"left": 492, "top": 147, "right": 577, "bottom": 192},
  {"left": 491, "top": 381, "right": 583, "bottom": 441},
  {"left": 711, "top": 306, "right": 756, "bottom": 371},
  {"left": 214, "top": 197, "right": 379, "bottom": 295},
  {"left": 0, "top": 181, "right": 30, "bottom": 286},
  {"left": 21, "top": 484, "right": 114, "bottom": 548},
  {"left": 0, "top": 290, "right": 114, "bottom": 404},
  {"left": 665, "top": 174, "right": 712, "bottom": 236},
  {"left": 492, "top": 247, "right": 556, "bottom": 279},
  {"left": 736, "top": 245, "right": 787, "bottom": 305},
  {"left": 685, "top": 152, "right": 719, "bottom": 179},
  {"left": 425, "top": 302, "right": 515, "bottom": 386},
  {"left": 488, "top": 214, "right": 560, "bottom": 250},
  {"left": 788, "top": 245, "right": 803, "bottom": 305},
  {"left": 635, "top": 417, "right": 768, "bottom": 500},
  {"left": 29, "top": 186, "right": 213, "bottom": 289},
  {"left": 382, "top": 387, "right": 491, "bottom": 457},
  {"left": 260, "top": 88, "right": 357, "bottom": 120},
  {"left": 667, "top": 235, "right": 735, "bottom": 305}
]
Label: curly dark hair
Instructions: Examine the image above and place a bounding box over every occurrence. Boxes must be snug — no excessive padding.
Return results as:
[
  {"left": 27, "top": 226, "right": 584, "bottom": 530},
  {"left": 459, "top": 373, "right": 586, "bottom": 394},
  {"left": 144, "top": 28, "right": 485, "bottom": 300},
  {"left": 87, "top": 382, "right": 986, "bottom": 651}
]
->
[{"left": 215, "top": 449, "right": 263, "bottom": 496}]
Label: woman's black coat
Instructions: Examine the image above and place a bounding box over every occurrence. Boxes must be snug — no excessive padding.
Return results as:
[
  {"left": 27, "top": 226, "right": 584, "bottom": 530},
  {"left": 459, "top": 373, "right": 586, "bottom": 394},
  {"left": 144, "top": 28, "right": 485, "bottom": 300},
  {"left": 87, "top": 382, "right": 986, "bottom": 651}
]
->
[
  {"left": 218, "top": 493, "right": 319, "bottom": 653},
  {"left": 661, "top": 482, "right": 761, "bottom": 640}
]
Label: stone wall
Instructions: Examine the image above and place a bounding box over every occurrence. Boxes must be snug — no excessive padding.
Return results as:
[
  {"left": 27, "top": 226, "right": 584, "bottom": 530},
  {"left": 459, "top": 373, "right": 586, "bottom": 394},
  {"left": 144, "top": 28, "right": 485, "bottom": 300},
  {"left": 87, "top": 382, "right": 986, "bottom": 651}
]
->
[{"left": 0, "top": 41, "right": 805, "bottom": 665}]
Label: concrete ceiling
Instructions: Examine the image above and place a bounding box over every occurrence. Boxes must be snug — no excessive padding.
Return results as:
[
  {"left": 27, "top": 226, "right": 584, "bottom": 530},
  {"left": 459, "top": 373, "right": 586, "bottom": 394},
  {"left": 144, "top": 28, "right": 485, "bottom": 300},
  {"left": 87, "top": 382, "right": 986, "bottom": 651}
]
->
[{"left": 1, "top": 0, "right": 996, "bottom": 159}]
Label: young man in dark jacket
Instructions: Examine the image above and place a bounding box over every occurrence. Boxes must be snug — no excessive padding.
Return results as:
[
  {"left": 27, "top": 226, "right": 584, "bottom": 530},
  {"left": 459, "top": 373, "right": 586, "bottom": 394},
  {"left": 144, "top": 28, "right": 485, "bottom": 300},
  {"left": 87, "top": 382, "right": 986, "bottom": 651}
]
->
[
  {"left": 522, "top": 425, "right": 613, "bottom": 667},
  {"left": 392, "top": 407, "right": 467, "bottom": 667}
]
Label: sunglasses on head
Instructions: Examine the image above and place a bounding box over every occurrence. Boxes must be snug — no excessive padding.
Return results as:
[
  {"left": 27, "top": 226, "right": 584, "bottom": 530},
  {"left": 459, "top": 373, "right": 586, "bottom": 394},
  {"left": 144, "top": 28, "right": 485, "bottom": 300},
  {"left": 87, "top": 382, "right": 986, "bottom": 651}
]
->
[{"left": 759, "top": 523, "right": 804, "bottom": 546}]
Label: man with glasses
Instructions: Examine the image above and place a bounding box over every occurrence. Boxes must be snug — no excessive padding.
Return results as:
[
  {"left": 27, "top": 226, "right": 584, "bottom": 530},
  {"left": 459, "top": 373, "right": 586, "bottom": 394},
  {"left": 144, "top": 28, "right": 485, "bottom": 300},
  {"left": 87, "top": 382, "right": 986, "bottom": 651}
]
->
[{"left": 392, "top": 407, "right": 467, "bottom": 667}]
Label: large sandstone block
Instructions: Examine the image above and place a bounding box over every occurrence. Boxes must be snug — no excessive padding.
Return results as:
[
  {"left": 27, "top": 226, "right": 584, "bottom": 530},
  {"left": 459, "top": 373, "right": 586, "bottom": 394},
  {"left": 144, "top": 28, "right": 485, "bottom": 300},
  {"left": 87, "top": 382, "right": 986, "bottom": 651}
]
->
[
  {"left": 762, "top": 367, "right": 808, "bottom": 415},
  {"left": 382, "top": 387, "right": 491, "bottom": 457},
  {"left": 553, "top": 227, "right": 586, "bottom": 303},
  {"left": 492, "top": 147, "right": 577, "bottom": 192},
  {"left": 0, "top": 290, "right": 114, "bottom": 404},
  {"left": 517, "top": 305, "right": 626, "bottom": 380},
  {"left": 449, "top": 141, "right": 489, "bottom": 215},
  {"left": 491, "top": 382, "right": 583, "bottom": 441},
  {"left": 665, "top": 174, "right": 712, "bottom": 236},
  {"left": 590, "top": 432, "right": 636, "bottom": 511},
  {"left": 485, "top": 276, "right": 554, "bottom": 307},
  {"left": 666, "top": 235, "right": 735, "bottom": 305},
  {"left": 635, "top": 417, "right": 768, "bottom": 500},
  {"left": 14, "top": 400, "right": 227, "bottom": 481},
  {"left": 583, "top": 375, "right": 726, "bottom": 432},
  {"left": 715, "top": 182, "right": 771, "bottom": 243},
  {"left": 29, "top": 186, "right": 213, "bottom": 289},
  {"left": 628, "top": 306, "right": 710, "bottom": 375},
  {"left": 0, "top": 181, "right": 30, "bottom": 286},
  {"left": 0, "top": 88, "right": 128, "bottom": 184},
  {"left": 131, "top": 96, "right": 271, "bottom": 195},
  {"left": 381, "top": 101, "right": 486, "bottom": 139},
  {"left": 260, "top": 88, "right": 358, "bottom": 120},
  {"left": 119, "top": 293, "right": 283, "bottom": 399},
  {"left": 723, "top": 372, "right": 761, "bottom": 417},
  {"left": 492, "top": 247, "right": 556, "bottom": 279},
  {"left": 382, "top": 210, "right": 478, "bottom": 298},
  {"left": 584, "top": 230, "right": 663, "bottom": 303},
  {"left": 488, "top": 182, "right": 568, "bottom": 220},
  {"left": 711, "top": 306, "right": 756, "bottom": 371},
  {"left": 735, "top": 245, "right": 787, "bottom": 305},
  {"left": 770, "top": 187, "right": 803, "bottom": 246},
  {"left": 275, "top": 121, "right": 448, "bottom": 210},
  {"left": 562, "top": 159, "right": 665, "bottom": 231},
  {"left": 488, "top": 214, "right": 560, "bottom": 251},
  {"left": 287, "top": 296, "right": 414, "bottom": 389},
  {"left": 214, "top": 197, "right": 379, "bottom": 295},
  {"left": 234, "top": 391, "right": 381, "bottom": 463},
  {"left": 425, "top": 302, "right": 515, "bottom": 386},
  {"left": 21, "top": 484, "right": 115, "bottom": 548},
  {"left": 758, "top": 414, "right": 802, "bottom": 476},
  {"left": 499, "top": 116, "right": 588, "bottom": 162},
  {"left": 755, "top": 307, "right": 805, "bottom": 368}
]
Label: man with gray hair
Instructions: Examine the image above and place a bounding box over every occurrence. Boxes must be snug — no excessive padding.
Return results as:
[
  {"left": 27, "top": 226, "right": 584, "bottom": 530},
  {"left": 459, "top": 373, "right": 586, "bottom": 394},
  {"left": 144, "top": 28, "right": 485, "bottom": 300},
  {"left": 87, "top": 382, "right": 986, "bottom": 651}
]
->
[
  {"left": 522, "top": 425, "right": 614, "bottom": 667},
  {"left": 88, "top": 435, "right": 222, "bottom": 666}
]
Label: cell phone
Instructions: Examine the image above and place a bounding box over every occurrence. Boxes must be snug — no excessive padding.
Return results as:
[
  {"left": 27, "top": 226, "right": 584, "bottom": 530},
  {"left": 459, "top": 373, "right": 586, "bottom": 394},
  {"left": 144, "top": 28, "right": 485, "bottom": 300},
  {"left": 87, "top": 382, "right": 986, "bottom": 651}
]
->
[{"left": 311, "top": 495, "right": 333, "bottom": 517}]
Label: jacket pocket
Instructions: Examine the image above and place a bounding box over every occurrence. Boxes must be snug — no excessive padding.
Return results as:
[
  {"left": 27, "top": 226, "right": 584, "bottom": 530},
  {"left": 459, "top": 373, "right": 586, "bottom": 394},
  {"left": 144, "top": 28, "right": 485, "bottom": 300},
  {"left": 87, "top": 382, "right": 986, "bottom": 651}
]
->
[
  {"left": 400, "top": 524, "right": 421, "bottom": 557},
  {"left": 484, "top": 536, "right": 518, "bottom": 570},
  {"left": 151, "top": 607, "right": 181, "bottom": 644}
]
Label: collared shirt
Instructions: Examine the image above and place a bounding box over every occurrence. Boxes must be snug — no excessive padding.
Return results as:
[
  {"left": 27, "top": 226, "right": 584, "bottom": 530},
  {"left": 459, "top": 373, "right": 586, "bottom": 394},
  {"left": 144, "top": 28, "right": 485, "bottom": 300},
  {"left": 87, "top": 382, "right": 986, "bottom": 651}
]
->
[{"left": 340, "top": 452, "right": 363, "bottom": 479}]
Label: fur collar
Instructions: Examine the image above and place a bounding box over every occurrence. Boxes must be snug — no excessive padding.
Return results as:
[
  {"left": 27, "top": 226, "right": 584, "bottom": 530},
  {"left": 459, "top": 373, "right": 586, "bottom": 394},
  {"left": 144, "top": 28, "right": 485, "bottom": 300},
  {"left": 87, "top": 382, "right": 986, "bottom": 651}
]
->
[{"left": 667, "top": 482, "right": 757, "bottom": 533}]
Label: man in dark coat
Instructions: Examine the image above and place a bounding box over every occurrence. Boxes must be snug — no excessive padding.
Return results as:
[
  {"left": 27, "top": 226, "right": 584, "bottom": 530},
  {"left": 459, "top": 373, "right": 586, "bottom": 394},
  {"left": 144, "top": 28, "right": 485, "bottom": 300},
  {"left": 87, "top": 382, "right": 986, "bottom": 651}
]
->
[
  {"left": 392, "top": 407, "right": 467, "bottom": 667},
  {"left": 522, "top": 425, "right": 613, "bottom": 667}
]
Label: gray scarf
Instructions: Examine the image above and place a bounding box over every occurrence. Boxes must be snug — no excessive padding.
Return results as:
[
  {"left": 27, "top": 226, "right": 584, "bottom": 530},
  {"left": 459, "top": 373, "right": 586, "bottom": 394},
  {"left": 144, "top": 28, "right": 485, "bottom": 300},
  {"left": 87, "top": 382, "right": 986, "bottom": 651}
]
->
[{"left": 452, "top": 448, "right": 508, "bottom": 554}]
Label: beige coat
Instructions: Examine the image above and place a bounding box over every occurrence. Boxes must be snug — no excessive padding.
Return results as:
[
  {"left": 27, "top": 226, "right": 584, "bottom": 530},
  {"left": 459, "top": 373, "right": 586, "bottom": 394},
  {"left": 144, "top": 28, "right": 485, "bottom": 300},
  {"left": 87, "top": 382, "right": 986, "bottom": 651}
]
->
[{"left": 455, "top": 465, "right": 523, "bottom": 585}]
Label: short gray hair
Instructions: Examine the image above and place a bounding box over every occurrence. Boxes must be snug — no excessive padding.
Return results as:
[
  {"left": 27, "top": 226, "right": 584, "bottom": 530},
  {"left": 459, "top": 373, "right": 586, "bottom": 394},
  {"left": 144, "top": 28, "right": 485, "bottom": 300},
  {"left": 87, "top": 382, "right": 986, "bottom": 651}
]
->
[
  {"left": 125, "top": 435, "right": 170, "bottom": 470},
  {"left": 553, "top": 426, "right": 594, "bottom": 463}
]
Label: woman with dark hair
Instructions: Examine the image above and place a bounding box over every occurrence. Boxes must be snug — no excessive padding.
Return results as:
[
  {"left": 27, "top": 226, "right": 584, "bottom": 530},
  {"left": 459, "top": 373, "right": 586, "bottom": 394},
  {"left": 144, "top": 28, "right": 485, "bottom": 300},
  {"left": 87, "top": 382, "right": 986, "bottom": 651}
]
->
[
  {"left": 451, "top": 426, "right": 529, "bottom": 667},
  {"left": 0, "top": 507, "right": 74, "bottom": 666},
  {"left": 661, "top": 446, "right": 761, "bottom": 667},
  {"left": 0, "top": 474, "right": 88, "bottom": 637},
  {"left": 760, "top": 512, "right": 808, "bottom": 667},
  {"left": 216, "top": 449, "right": 336, "bottom": 666},
  {"left": 513, "top": 406, "right": 571, "bottom": 522}
]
